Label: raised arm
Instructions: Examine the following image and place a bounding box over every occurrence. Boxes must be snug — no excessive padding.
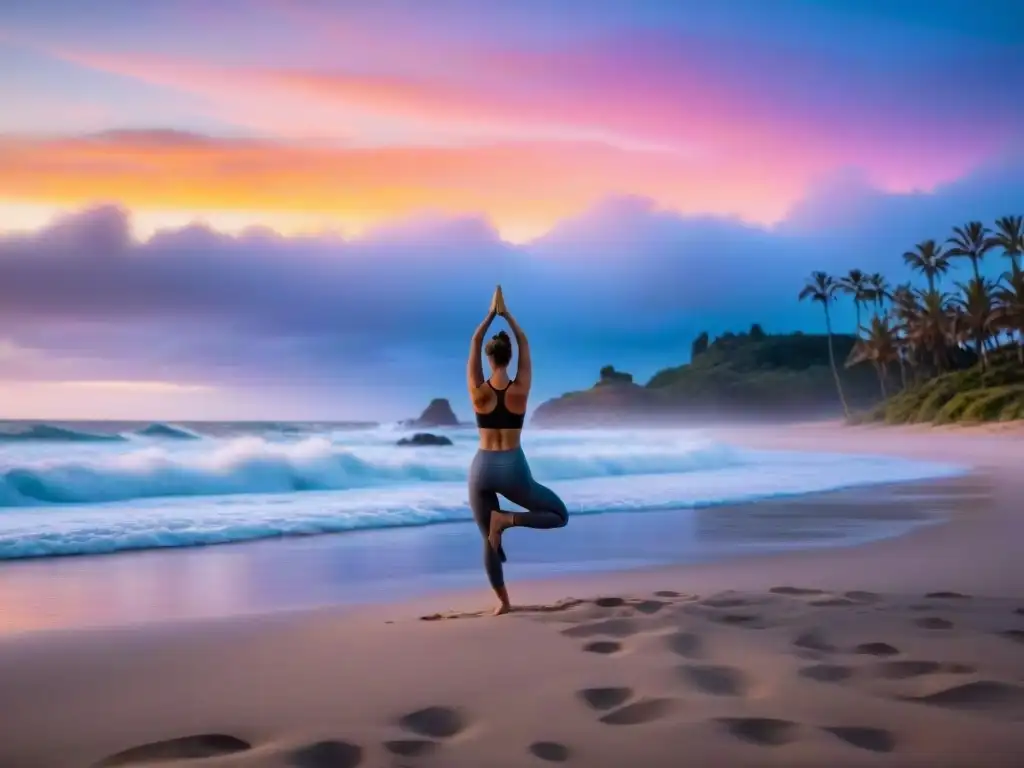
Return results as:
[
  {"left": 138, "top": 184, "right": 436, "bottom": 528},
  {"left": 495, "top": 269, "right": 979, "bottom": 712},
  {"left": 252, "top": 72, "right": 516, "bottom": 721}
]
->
[
  {"left": 503, "top": 311, "right": 531, "bottom": 389},
  {"left": 467, "top": 309, "right": 497, "bottom": 391}
]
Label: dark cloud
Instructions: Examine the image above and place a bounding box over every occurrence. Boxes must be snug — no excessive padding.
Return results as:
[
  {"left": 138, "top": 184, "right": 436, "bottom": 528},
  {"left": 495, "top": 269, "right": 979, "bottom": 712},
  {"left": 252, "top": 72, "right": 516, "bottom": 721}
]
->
[{"left": 2, "top": 155, "right": 1023, "bottom": 403}]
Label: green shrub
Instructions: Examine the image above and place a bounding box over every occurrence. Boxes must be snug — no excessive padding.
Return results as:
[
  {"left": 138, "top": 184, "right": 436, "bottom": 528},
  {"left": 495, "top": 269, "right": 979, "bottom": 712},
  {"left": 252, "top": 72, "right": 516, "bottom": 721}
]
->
[
  {"left": 914, "top": 381, "right": 959, "bottom": 422},
  {"left": 934, "top": 390, "right": 980, "bottom": 424},
  {"left": 867, "top": 352, "right": 1024, "bottom": 425},
  {"left": 959, "top": 386, "right": 1024, "bottom": 423},
  {"left": 1001, "top": 399, "right": 1024, "bottom": 421}
]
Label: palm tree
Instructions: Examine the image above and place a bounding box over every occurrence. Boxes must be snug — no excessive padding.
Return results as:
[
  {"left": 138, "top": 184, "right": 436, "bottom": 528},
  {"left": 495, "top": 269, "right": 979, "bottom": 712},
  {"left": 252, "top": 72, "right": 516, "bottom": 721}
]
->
[
  {"left": 888, "top": 282, "right": 917, "bottom": 387},
  {"left": 799, "top": 271, "right": 849, "bottom": 416},
  {"left": 867, "top": 272, "right": 889, "bottom": 318},
  {"left": 947, "top": 221, "right": 994, "bottom": 282},
  {"left": 847, "top": 316, "right": 899, "bottom": 398},
  {"left": 902, "top": 240, "right": 950, "bottom": 292},
  {"left": 994, "top": 265, "right": 1024, "bottom": 364},
  {"left": 838, "top": 269, "right": 871, "bottom": 335},
  {"left": 906, "top": 289, "right": 955, "bottom": 375},
  {"left": 952, "top": 277, "right": 997, "bottom": 372},
  {"left": 797, "top": 214, "right": 1024, "bottom": 415},
  {"left": 990, "top": 215, "right": 1024, "bottom": 273}
]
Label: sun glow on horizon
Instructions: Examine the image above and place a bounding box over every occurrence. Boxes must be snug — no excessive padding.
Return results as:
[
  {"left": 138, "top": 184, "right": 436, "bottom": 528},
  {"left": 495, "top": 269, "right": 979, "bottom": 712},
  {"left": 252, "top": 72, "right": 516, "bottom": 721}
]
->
[{"left": 0, "top": 201, "right": 568, "bottom": 245}]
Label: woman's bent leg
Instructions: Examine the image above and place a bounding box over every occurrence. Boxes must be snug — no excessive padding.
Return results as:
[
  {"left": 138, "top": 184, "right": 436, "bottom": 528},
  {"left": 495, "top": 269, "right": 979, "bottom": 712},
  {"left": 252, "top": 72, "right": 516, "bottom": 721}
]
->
[{"left": 498, "top": 457, "right": 569, "bottom": 529}]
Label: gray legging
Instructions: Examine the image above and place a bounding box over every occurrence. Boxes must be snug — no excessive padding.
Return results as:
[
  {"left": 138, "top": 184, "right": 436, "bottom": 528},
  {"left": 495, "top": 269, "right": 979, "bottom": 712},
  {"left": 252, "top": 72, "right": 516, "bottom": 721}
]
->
[{"left": 468, "top": 446, "right": 569, "bottom": 590}]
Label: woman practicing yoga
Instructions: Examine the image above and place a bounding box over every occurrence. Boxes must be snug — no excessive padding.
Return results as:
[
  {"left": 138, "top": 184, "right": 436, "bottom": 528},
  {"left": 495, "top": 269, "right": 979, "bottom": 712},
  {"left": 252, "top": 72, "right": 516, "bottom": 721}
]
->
[{"left": 467, "top": 286, "right": 568, "bottom": 615}]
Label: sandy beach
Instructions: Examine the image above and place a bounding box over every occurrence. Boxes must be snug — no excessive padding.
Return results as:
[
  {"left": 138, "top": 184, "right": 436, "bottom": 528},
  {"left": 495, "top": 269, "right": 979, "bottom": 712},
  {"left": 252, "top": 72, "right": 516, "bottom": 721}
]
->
[{"left": 1, "top": 423, "right": 1023, "bottom": 768}]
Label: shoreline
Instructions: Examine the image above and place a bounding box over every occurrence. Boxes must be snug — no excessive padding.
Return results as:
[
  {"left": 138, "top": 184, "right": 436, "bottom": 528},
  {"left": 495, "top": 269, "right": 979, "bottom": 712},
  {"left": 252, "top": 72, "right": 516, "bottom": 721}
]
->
[
  {"left": 0, "top": 447, "right": 960, "bottom": 564},
  {"left": 0, "top": 474, "right": 971, "bottom": 636},
  {"left": 0, "top": 468, "right": 958, "bottom": 565}
]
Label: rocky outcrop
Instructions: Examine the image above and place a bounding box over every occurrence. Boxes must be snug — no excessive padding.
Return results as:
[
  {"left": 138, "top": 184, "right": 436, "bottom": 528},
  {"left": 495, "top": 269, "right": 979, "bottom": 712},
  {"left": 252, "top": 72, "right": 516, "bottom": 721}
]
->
[
  {"left": 396, "top": 432, "right": 454, "bottom": 447},
  {"left": 597, "top": 365, "right": 633, "bottom": 385},
  {"left": 410, "top": 398, "right": 460, "bottom": 427},
  {"left": 532, "top": 370, "right": 665, "bottom": 426}
]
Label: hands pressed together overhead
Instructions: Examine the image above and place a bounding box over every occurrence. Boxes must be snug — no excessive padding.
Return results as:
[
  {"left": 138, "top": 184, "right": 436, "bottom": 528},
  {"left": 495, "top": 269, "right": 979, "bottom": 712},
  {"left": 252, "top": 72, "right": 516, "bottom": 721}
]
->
[{"left": 490, "top": 284, "right": 508, "bottom": 318}]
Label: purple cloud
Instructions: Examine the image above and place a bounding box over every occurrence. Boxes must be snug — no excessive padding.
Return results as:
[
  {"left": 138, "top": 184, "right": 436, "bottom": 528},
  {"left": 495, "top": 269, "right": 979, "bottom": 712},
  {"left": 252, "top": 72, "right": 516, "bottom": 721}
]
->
[{"left": 1, "top": 152, "right": 1022, "bottom": 408}]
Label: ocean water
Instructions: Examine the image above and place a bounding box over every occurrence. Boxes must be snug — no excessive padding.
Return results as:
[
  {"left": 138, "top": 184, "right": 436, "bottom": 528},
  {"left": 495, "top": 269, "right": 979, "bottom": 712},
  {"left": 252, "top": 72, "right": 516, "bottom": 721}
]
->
[{"left": 0, "top": 421, "right": 964, "bottom": 561}]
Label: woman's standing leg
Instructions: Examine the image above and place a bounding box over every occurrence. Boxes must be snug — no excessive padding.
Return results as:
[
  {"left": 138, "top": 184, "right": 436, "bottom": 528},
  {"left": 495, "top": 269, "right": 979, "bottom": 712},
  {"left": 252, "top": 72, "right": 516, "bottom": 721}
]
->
[{"left": 468, "top": 457, "right": 511, "bottom": 614}]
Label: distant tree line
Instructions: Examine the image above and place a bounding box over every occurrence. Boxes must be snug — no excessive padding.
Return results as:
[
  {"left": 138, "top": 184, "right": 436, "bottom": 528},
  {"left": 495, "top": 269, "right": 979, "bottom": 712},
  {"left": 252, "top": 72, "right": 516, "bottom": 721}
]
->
[{"left": 690, "top": 324, "right": 766, "bottom": 359}]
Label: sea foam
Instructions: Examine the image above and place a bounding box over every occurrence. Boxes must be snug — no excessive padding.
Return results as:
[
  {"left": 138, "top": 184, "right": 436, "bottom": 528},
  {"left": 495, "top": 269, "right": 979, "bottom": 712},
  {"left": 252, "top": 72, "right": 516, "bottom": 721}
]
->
[{"left": 0, "top": 425, "right": 963, "bottom": 559}]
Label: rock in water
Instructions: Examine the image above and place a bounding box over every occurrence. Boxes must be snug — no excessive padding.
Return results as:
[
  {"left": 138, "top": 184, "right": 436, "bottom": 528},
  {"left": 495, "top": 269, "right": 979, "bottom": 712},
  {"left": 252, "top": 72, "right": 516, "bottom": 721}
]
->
[
  {"left": 413, "top": 398, "right": 460, "bottom": 427},
  {"left": 397, "top": 433, "right": 454, "bottom": 447}
]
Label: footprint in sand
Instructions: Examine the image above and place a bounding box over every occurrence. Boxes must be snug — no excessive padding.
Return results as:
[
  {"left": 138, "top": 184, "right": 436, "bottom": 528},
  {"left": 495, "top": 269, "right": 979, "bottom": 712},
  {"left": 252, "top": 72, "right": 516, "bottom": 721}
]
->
[
  {"left": 769, "top": 586, "right": 826, "bottom": 596},
  {"left": 709, "top": 613, "right": 763, "bottom": 628},
  {"left": 561, "top": 618, "right": 639, "bottom": 639},
  {"left": 383, "top": 739, "right": 438, "bottom": 758},
  {"left": 95, "top": 735, "right": 251, "bottom": 766},
  {"left": 599, "top": 698, "right": 679, "bottom": 726},
  {"left": 793, "top": 629, "right": 836, "bottom": 653},
  {"left": 798, "top": 664, "right": 854, "bottom": 683},
  {"left": 288, "top": 740, "right": 364, "bottom": 768},
  {"left": 822, "top": 726, "right": 896, "bottom": 754},
  {"left": 583, "top": 640, "right": 622, "bottom": 655},
  {"left": 677, "top": 664, "right": 749, "bottom": 696},
  {"left": 634, "top": 600, "right": 667, "bottom": 615},
  {"left": 664, "top": 631, "right": 703, "bottom": 659},
  {"left": 809, "top": 597, "right": 858, "bottom": 607},
  {"left": 914, "top": 617, "right": 954, "bottom": 630},
  {"left": 854, "top": 642, "right": 900, "bottom": 657},
  {"left": 998, "top": 629, "right": 1024, "bottom": 644},
  {"left": 594, "top": 596, "right": 627, "bottom": 608},
  {"left": 397, "top": 706, "right": 467, "bottom": 739},
  {"left": 925, "top": 591, "right": 971, "bottom": 600},
  {"left": 654, "top": 590, "right": 681, "bottom": 598},
  {"left": 904, "top": 680, "right": 1024, "bottom": 712},
  {"left": 715, "top": 717, "right": 799, "bottom": 747},
  {"left": 528, "top": 741, "right": 571, "bottom": 762},
  {"left": 873, "top": 660, "right": 974, "bottom": 680},
  {"left": 382, "top": 705, "right": 465, "bottom": 759},
  {"left": 577, "top": 687, "right": 633, "bottom": 711}
]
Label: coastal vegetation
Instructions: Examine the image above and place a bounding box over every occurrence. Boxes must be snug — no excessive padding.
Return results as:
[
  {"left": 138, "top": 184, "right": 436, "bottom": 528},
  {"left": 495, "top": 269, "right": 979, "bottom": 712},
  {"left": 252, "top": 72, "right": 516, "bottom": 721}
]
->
[
  {"left": 800, "top": 216, "right": 1024, "bottom": 424},
  {"left": 532, "top": 327, "right": 889, "bottom": 424},
  {"left": 533, "top": 215, "right": 1024, "bottom": 426}
]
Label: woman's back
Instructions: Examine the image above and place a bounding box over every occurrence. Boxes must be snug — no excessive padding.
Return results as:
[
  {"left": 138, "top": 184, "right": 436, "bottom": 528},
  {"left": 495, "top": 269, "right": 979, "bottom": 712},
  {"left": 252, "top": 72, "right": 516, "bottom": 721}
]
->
[{"left": 473, "top": 377, "right": 528, "bottom": 451}]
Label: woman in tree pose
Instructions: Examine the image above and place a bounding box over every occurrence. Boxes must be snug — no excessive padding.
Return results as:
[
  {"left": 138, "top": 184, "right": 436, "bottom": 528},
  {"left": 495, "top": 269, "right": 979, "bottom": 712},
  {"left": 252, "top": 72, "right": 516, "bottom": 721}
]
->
[{"left": 466, "top": 286, "right": 569, "bottom": 615}]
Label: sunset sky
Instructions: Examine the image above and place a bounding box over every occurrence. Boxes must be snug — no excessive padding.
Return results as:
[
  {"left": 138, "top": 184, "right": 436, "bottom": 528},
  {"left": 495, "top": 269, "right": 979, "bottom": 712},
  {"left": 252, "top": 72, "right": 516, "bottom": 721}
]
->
[{"left": 1, "top": 0, "right": 1022, "bottom": 420}]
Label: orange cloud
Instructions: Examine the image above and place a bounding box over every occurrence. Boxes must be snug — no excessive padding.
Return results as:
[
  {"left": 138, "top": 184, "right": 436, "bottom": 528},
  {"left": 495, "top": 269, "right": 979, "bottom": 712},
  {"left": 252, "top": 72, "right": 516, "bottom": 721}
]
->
[
  {"left": 0, "top": 130, "right": 808, "bottom": 241},
  {"left": 16, "top": 37, "right": 985, "bottom": 216}
]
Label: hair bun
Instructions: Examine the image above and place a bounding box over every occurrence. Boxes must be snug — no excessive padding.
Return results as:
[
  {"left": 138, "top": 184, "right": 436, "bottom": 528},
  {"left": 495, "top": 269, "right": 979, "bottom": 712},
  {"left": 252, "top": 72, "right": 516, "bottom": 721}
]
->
[{"left": 494, "top": 330, "right": 510, "bottom": 342}]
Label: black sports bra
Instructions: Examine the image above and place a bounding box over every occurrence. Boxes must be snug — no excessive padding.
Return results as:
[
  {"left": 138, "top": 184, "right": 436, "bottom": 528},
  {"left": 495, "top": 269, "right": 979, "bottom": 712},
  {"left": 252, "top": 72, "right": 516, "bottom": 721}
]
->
[{"left": 475, "top": 381, "right": 526, "bottom": 429}]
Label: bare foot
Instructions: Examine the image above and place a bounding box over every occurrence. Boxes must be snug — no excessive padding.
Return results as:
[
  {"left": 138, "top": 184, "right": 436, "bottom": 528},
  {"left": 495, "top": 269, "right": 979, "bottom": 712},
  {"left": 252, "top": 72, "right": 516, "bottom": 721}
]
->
[
  {"left": 493, "top": 603, "right": 512, "bottom": 616},
  {"left": 488, "top": 510, "right": 513, "bottom": 553}
]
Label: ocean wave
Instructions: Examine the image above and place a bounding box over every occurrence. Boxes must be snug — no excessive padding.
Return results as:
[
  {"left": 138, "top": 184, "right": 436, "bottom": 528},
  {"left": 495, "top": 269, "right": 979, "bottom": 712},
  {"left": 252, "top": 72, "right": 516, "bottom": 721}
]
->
[
  {"left": 0, "top": 435, "right": 744, "bottom": 507},
  {"left": 0, "top": 425, "right": 966, "bottom": 560},
  {"left": 133, "top": 423, "right": 202, "bottom": 440},
  {"left": 0, "top": 424, "right": 125, "bottom": 443},
  {"left": 0, "top": 460, "right": 964, "bottom": 560}
]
